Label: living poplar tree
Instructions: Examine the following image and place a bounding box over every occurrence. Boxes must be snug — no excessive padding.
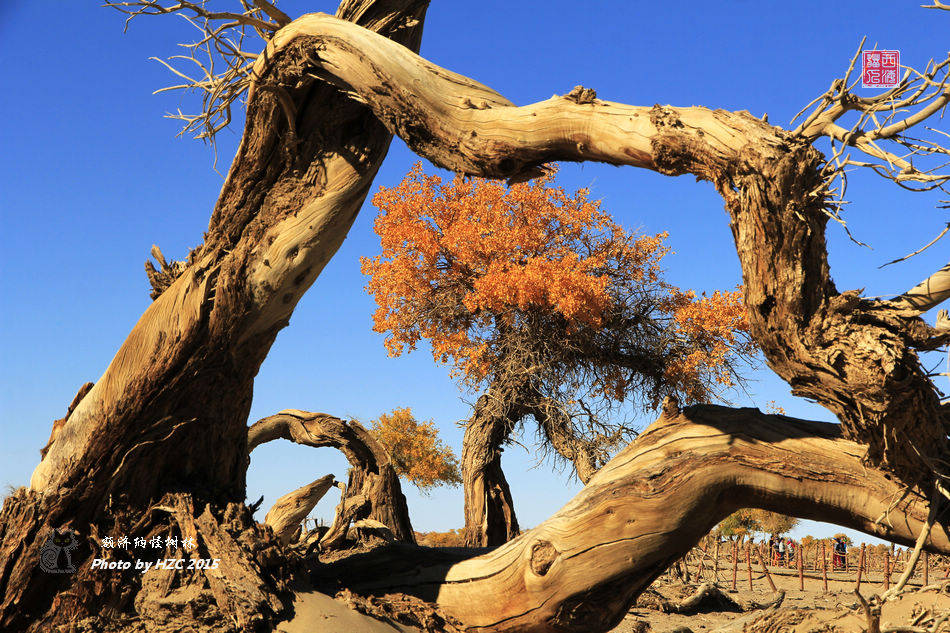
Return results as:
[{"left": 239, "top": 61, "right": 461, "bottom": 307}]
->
[{"left": 363, "top": 164, "right": 756, "bottom": 545}]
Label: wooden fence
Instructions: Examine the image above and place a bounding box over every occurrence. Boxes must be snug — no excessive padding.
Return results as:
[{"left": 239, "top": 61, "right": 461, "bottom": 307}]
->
[{"left": 668, "top": 537, "right": 950, "bottom": 593}]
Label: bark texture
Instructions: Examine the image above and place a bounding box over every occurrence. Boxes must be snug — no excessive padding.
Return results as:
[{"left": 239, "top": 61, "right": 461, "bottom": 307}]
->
[
  {"left": 322, "top": 405, "right": 950, "bottom": 633},
  {"left": 461, "top": 390, "right": 521, "bottom": 546}
]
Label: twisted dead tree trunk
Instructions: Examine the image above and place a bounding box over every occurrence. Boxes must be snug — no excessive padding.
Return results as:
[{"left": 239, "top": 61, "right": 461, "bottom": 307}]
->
[
  {"left": 0, "top": 3, "right": 429, "bottom": 632},
  {"left": 323, "top": 405, "right": 950, "bottom": 633},
  {"left": 278, "top": 12, "right": 948, "bottom": 482},
  {"left": 248, "top": 410, "right": 415, "bottom": 546},
  {"left": 3, "top": 5, "right": 949, "bottom": 633}
]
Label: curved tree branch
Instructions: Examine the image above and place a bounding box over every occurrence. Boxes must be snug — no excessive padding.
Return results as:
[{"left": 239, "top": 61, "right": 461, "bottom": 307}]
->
[
  {"left": 322, "top": 405, "right": 950, "bottom": 633},
  {"left": 248, "top": 13, "right": 946, "bottom": 479},
  {"left": 527, "top": 397, "right": 600, "bottom": 484}
]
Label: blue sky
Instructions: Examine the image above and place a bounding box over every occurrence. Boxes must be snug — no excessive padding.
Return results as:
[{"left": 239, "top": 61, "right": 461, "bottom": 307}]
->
[{"left": 0, "top": 2, "right": 947, "bottom": 548}]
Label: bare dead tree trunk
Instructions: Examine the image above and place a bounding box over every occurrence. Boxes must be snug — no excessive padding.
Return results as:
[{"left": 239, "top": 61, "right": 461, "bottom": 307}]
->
[
  {"left": 0, "top": 3, "right": 429, "bottom": 632},
  {"left": 462, "top": 390, "right": 521, "bottom": 547},
  {"left": 322, "top": 405, "right": 950, "bottom": 633},
  {"left": 248, "top": 410, "right": 415, "bottom": 545},
  {"left": 3, "top": 5, "right": 948, "bottom": 633}
]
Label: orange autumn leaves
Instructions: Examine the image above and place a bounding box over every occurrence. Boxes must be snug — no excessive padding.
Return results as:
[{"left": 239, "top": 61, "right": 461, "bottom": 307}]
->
[
  {"left": 663, "top": 288, "right": 756, "bottom": 402},
  {"left": 362, "top": 164, "right": 624, "bottom": 381},
  {"left": 368, "top": 408, "right": 461, "bottom": 493},
  {"left": 362, "top": 163, "right": 755, "bottom": 406}
]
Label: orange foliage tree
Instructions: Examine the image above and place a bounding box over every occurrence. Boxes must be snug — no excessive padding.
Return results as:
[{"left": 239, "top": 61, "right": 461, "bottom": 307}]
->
[
  {"left": 368, "top": 407, "right": 462, "bottom": 494},
  {"left": 362, "top": 163, "right": 758, "bottom": 545}
]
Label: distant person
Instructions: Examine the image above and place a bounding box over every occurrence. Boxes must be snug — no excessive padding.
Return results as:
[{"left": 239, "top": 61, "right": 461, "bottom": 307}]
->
[
  {"left": 832, "top": 538, "right": 847, "bottom": 571},
  {"left": 777, "top": 538, "right": 786, "bottom": 567},
  {"left": 786, "top": 539, "right": 795, "bottom": 564}
]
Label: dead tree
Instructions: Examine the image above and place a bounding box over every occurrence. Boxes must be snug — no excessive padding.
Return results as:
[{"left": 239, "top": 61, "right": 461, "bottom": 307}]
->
[
  {"left": 1, "top": 1, "right": 949, "bottom": 632},
  {"left": 248, "top": 410, "right": 415, "bottom": 546}
]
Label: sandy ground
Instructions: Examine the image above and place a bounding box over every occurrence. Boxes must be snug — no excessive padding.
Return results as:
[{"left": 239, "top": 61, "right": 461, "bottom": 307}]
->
[
  {"left": 611, "top": 566, "right": 950, "bottom": 633},
  {"left": 273, "top": 565, "right": 949, "bottom": 632},
  {"left": 276, "top": 579, "right": 417, "bottom": 633}
]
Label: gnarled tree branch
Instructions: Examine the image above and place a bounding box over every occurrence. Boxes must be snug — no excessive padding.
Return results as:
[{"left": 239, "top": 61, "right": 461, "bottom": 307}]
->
[
  {"left": 244, "top": 13, "right": 946, "bottom": 479},
  {"left": 321, "top": 405, "right": 950, "bottom": 633}
]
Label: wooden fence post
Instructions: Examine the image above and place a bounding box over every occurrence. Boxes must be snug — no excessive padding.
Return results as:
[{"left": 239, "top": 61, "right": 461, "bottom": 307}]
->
[
  {"left": 714, "top": 540, "right": 720, "bottom": 582},
  {"left": 731, "top": 540, "right": 738, "bottom": 591},
  {"left": 924, "top": 550, "right": 929, "bottom": 586},
  {"left": 746, "top": 542, "right": 753, "bottom": 591},
  {"left": 822, "top": 541, "right": 828, "bottom": 593},
  {"left": 855, "top": 543, "right": 865, "bottom": 592},
  {"left": 883, "top": 553, "right": 890, "bottom": 589},
  {"left": 798, "top": 542, "right": 804, "bottom": 591}
]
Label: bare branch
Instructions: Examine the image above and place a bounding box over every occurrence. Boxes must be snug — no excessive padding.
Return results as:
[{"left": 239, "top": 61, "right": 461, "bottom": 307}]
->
[
  {"left": 893, "top": 262, "right": 950, "bottom": 314},
  {"left": 104, "top": 1, "right": 280, "bottom": 33},
  {"left": 252, "top": 0, "right": 291, "bottom": 27},
  {"left": 793, "top": 35, "right": 950, "bottom": 216},
  {"left": 880, "top": 223, "right": 950, "bottom": 268},
  {"left": 104, "top": 1, "right": 283, "bottom": 150}
]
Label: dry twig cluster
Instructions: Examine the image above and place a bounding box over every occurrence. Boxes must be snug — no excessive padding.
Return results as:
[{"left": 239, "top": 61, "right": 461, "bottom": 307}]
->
[{"left": 104, "top": 1, "right": 291, "bottom": 158}]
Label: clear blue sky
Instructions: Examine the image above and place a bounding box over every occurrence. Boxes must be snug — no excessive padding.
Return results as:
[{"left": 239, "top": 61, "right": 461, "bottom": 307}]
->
[{"left": 1, "top": 2, "right": 946, "bottom": 548}]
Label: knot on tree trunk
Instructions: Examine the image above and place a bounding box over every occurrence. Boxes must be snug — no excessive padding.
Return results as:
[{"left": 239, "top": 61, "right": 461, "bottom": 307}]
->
[{"left": 530, "top": 540, "right": 559, "bottom": 576}]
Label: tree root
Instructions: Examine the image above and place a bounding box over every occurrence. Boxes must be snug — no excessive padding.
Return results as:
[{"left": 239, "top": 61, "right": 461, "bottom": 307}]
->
[{"left": 636, "top": 582, "right": 783, "bottom": 615}]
